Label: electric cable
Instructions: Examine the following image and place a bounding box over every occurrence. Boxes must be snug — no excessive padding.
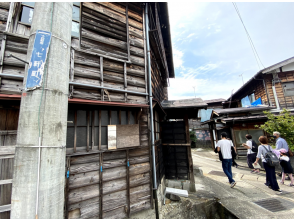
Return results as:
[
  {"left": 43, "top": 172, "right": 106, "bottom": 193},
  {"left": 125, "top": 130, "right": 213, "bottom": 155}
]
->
[{"left": 232, "top": 2, "right": 265, "bottom": 70}]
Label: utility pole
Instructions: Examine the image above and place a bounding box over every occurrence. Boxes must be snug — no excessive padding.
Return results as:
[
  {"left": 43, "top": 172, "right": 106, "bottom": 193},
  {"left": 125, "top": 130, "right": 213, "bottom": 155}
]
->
[{"left": 11, "top": 2, "right": 72, "bottom": 219}]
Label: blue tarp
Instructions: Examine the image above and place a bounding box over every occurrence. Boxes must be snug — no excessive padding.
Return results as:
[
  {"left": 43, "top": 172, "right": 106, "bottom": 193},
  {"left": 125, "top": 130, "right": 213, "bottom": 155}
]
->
[
  {"left": 251, "top": 97, "right": 262, "bottom": 106},
  {"left": 200, "top": 109, "right": 213, "bottom": 122}
]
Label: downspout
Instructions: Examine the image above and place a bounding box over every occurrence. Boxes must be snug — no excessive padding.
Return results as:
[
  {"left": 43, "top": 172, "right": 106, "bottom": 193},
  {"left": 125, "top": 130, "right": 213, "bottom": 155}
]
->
[
  {"left": 145, "top": 3, "right": 157, "bottom": 190},
  {"left": 272, "top": 75, "right": 280, "bottom": 110},
  {"left": 145, "top": 4, "right": 159, "bottom": 218}
]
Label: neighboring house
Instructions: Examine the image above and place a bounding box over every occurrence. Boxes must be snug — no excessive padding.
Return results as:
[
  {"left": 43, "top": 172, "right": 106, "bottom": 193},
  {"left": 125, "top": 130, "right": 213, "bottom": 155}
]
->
[
  {"left": 202, "top": 56, "right": 294, "bottom": 156},
  {"left": 189, "top": 98, "right": 225, "bottom": 148}
]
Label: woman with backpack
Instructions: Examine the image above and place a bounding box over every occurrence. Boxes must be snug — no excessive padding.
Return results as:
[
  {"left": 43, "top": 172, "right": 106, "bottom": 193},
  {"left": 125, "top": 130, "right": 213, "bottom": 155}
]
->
[
  {"left": 242, "top": 134, "right": 259, "bottom": 173},
  {"left": 254, "top": 136, "right": 282, "bottom": 193}
]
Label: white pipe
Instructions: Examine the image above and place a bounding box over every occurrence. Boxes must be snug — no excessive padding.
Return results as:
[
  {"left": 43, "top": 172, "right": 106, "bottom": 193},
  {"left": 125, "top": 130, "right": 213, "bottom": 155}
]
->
[
  {"left": 35, "top": 137, "right": 41, "bottom": 219},
  {"left": 272, "top": 85, "right": 280, "bottom": 110},
  {"left": 145, "top": 3, "right": 157, "bottom": 189}
]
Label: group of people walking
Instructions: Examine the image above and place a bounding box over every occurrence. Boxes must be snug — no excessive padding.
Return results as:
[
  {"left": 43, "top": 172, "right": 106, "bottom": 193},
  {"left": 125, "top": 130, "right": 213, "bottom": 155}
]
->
[{"left": 215, "top": 131, "right": 293, "bottom": 192}]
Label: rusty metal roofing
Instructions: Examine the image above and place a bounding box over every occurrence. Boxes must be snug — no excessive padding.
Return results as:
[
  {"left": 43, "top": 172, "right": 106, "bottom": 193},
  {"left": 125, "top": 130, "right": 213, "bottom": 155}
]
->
[{"left": 161, "top": 98, "right": 207, "bottom": 109}]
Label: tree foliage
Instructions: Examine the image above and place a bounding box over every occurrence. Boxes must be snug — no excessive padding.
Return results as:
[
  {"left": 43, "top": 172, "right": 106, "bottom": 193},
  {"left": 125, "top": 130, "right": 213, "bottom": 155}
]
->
[{"left": 255, "top": 109, "right": 294, "bottom": 150}]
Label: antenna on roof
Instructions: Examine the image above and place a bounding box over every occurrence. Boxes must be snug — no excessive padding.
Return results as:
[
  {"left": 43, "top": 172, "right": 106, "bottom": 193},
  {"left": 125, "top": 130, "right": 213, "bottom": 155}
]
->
[{"left": 239, "top": 73, "right": 244, "bottom": 85}]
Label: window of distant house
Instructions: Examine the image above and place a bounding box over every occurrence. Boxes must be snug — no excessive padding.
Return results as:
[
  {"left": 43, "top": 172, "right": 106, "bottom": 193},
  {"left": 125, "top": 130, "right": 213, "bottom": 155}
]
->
[
  {"left": 19, "top": 2, "right": 81, "bottom": 38},
  {"left": 154, "top": 111, "right": 160, "bottom": 140}
]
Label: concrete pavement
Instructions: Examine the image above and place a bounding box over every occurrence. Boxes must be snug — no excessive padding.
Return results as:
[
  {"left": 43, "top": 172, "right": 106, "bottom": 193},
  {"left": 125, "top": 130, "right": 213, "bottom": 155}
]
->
[{"left": 192, "top": 148, "right": 294, "bottom": 218}]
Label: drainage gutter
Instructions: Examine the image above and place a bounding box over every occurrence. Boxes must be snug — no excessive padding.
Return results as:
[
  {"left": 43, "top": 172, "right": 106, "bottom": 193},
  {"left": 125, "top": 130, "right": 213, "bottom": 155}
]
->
[{"left": 145, "top": 3, "right": 157, "bottom": 190}]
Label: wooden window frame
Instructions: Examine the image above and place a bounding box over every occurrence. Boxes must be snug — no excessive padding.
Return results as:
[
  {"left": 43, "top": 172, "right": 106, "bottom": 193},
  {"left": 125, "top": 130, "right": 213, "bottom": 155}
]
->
[{"left": 69, "top": 105, "right": 139, "bottom": 153}]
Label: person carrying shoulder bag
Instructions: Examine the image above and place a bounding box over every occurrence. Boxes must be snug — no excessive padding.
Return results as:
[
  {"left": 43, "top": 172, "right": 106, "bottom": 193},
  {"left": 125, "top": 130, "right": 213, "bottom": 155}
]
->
[
  {"left": 254, "top": 136, "right": 281, "bottom": 193},
  {"left": 242, "top": 134, "right": 259, "bottom": 173}
]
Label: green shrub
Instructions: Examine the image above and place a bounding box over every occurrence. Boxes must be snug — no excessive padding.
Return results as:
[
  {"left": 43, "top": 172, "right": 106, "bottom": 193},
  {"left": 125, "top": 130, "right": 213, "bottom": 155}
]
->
[{"left": 255, "top": 109, "right": 294, "bottom": 150}]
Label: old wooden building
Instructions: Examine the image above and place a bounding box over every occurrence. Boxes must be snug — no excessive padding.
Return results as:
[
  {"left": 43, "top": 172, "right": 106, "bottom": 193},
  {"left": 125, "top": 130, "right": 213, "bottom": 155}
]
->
[
  {"left": 202, "top": 57, "right": 294, "bottom": 156},
  {"left": 0, "top": 2, "right": 184, "bottom": 219}
]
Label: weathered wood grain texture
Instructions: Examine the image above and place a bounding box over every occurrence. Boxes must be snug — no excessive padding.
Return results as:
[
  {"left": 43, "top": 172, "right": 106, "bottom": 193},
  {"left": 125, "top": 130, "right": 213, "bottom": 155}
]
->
[
  {"left": 129, "top": 155, "right": 149, "bottom": 165},
  {"left": 68, "top": 197, "right": 99, "bottom": 212},
  {"left": 72, "top": 88, "right": 101, "bottom": 100},
  {"left": 130, "top": 199, "right": 151, "bottom": 214},
  {"left": 0, "top": 79, "right": 22, "bottom": 94},
  {"left": 103, "top": 159, "right": 126, "bottom": 169},
  {"left": 116, "top": 124, "right": 140, "bottom": 148},
  {"left": 102, "top": 178, "right": 127, "bottom": 195},
  {"left": 103, "top": 150, "right": 126, "bottom": 161},
  {"left": 70, "top": 154, "right": 100, "bottom": 165},
  {"left": 129, "top": 162, "right": 150, "bottom": 176},
  {"left": 103, "top": 166, "right": 126, "bottom": 182},
  {"left": 68, "top": 184, "right": 100, "bottom": 204},
  {"left": 70, "top": 161, "right": 100, "bottom": 174},
  {"left": 102, "top": 206, "right": 127, "bottom": 219},
  {"left": 130, "top": 183, "right": 151, "bottom": 204},
  {"left": 103, "top": 189, "right": 127, "bottom": 212},
  {"left": 129, "top": 147, "right": 149, "bottom": 157},
  {"left": 0, "top": 146, "right": 15, "bottom": 155},
  {"left": 83, "top": 2, "right": 143, "bottom": 30},
  {"left": 69, "top": 171, "right": 99, "bottom": 189},
  {"left": 98, "top": 2, "right": 142, "bottom": 22},
  {"left": 130, "top": 172, "right": 150, "bottom": 187}
]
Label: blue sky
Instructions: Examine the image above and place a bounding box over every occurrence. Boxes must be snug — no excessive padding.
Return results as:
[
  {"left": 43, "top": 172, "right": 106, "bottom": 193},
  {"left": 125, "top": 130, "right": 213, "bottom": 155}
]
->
[{"left": 167, "top": 2, "right": 294, "bottom": 101}]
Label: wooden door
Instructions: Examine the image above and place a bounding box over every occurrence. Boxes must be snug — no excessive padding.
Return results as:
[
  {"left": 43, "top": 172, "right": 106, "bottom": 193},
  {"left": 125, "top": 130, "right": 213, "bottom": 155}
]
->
[{"left": 0, "top": 108, "right": 19, "bottom": 218}]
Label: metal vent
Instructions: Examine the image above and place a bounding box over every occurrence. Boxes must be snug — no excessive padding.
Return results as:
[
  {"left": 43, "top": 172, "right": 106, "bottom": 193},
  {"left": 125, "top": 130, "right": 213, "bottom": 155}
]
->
[
  {"left": 254, "top": 198, "right": 294, "bottom": 212},
  {"left": 208, "top": 170, "right": 236, "bottom": 177}
]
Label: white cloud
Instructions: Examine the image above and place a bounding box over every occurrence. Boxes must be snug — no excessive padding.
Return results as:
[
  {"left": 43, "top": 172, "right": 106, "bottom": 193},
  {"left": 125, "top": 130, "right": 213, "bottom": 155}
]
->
[
  {"left": 173, "top": 48, "right": 184, "bottom": 69},
  {"left": 187, "top": 33, "right": 195, "bottom": 38}
]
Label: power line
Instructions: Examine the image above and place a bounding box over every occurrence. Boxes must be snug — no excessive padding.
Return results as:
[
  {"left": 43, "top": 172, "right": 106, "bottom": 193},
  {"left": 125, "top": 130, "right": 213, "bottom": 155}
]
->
[{"left": 232, "top": 2, "right": 265, "bottom": 69}]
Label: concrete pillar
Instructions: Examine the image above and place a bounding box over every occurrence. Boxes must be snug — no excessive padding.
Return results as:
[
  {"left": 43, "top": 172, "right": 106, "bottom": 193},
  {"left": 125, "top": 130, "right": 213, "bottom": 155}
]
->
[{"left": 11, "top": 2, "right": 72, "bottom": 219}]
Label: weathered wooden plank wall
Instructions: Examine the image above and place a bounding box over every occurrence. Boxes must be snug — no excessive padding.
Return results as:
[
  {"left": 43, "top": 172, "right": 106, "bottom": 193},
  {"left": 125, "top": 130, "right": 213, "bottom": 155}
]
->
[{"left": 66, "top": 107, "right": 152, "bottom": 219}]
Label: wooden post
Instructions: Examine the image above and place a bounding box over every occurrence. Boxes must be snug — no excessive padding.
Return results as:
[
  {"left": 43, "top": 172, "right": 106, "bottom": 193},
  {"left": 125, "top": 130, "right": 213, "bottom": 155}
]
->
[
  {"left": 184, "top": 113, "right": 195, "bottom": 190},
  {"left": 124, "top": 62, "right": 127, "bottom": 102},
  {"left": 100, "top": 57, "right": 104, "bottom": 101},
  {"left": 86, "top": 111, "right": 90, "bottom": 152},
  {"left": 74, "top": 110, "right": 77, "bottom": 153},
  {"left": 99, "top": 153, "right": 103, "bottom": 219},
  {"left": 142, "top": 5, "right": 148, "bottom": 104},
  {"left": 99, "top": 109, "right": 101, "bottom": 150},
  {"left": 126, "top": 150, "right": 130, "bottom": 218},
  {"left": 65, "top": 156, "right": 70, "bottom": 219},
  {"left": 69, "top": 48, "right": 75, "bottom": 98},
  {"left": 125, "top": 4, "right": 130, "bottom": 62},
  {"left": 91, "top": 111, "right": 95, "bottom": 150}
]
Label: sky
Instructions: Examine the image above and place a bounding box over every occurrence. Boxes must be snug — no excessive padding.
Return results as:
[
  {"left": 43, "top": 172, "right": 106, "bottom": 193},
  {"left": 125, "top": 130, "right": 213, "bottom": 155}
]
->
[{"left": 167, "top": 2, "right": 294, "bottom": 101}]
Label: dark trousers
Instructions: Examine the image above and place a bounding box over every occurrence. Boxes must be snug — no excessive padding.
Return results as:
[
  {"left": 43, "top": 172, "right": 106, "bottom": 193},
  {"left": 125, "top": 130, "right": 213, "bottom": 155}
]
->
[
  {"left": 222, "top": 159, "right": 235, "bottom": 184},
  {"left": 263, "top": 162, "right": 280, "bottom": 191},
  {"left": 232, "top": 157, "right": 238, "bottom": 166},
  {"left": 247, "top": 153, "right": 257, "bottom": 169}
]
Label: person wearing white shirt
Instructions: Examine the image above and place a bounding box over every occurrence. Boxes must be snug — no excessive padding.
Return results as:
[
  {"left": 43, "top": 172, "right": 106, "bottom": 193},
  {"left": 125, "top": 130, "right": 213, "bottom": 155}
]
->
[
  {"left": 217, "top": 132, "right": 236, "bottom": 188},
  {"left": 242, "top": 134, "right": 259, "bottom": 174}
]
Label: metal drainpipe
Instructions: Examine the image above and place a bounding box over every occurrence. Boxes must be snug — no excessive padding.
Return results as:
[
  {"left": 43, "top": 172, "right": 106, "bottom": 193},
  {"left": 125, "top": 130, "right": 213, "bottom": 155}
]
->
[
  {"left": 145, "top": 3, "right": 157, "bottom": 190},
  {"left": 272, "top": 79, "right": 280, "bottom": 110}
]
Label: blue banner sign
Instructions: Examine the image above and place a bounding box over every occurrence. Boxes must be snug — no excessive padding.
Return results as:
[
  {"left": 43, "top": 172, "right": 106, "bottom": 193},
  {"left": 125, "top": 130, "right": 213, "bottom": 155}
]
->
[{"left": 25, "top": 30, "right": 52, "bottom": 90}]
